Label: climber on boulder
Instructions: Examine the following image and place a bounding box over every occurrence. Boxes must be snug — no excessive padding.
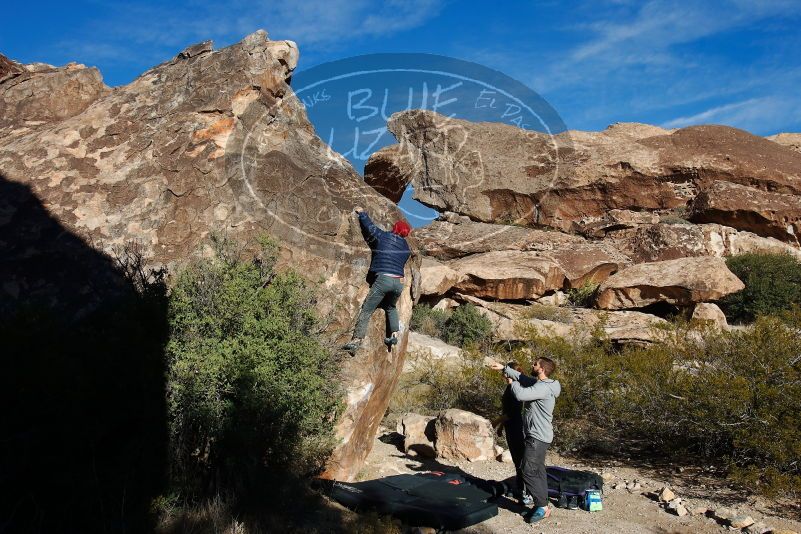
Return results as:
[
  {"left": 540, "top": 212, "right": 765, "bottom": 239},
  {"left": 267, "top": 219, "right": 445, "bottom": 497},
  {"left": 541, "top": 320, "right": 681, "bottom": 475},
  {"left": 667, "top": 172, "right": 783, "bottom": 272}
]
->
[{"left": 342, "top": 207, "right": 412, "bottom": 355}]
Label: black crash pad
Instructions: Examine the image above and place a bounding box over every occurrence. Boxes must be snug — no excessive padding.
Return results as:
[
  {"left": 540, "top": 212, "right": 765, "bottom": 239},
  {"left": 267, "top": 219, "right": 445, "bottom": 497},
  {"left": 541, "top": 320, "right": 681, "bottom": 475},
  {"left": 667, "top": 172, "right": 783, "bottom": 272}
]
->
[{"left": 323, "top": 471, "right": 503, "bottom": 530}]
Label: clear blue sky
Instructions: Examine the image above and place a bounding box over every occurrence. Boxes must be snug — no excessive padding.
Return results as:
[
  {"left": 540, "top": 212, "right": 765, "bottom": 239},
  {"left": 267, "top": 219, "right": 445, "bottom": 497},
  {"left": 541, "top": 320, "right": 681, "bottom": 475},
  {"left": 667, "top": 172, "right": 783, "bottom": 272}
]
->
[{"left": 4, "top": 0, "right": 801, "bottom": 223}]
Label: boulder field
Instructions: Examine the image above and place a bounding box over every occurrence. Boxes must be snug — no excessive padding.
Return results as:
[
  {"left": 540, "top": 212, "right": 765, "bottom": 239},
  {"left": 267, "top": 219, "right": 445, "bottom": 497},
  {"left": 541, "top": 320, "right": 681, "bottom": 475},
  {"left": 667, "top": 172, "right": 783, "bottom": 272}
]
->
[{"left": 368, "top": 109, "right": 801, "bottom": 345}]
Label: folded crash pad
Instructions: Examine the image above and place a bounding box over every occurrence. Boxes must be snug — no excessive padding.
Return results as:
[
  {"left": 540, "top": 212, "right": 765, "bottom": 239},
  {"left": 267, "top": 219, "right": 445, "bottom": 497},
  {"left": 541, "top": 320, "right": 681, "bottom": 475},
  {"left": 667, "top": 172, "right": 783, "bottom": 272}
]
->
[{"left": 324, "top": 471, "right": 503, "bottom": 530}]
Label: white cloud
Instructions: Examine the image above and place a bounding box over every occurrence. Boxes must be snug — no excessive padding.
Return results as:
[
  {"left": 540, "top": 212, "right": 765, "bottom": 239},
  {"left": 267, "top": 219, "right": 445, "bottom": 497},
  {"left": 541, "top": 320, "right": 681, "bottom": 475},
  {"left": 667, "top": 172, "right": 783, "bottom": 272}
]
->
[
  {"left": 59, "top": 0, "right": 447, "bottom": 65},
  {"left": 662, "top": 96, "right": 801, "bottom": 133}
]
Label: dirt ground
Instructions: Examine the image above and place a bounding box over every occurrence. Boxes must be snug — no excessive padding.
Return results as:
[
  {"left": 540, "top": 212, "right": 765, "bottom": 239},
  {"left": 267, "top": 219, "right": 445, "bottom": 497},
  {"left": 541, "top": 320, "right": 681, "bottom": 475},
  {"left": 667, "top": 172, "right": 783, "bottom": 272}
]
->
[{"left": 352, "top": 428, "right": 801, "bottom": 534}]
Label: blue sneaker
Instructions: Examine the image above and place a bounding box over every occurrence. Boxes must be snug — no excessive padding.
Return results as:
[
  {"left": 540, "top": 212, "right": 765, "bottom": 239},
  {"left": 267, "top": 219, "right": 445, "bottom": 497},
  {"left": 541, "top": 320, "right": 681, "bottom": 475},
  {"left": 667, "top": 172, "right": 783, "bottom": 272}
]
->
[{"left": 524, "top": 506, "right": 551, "bottom": 524}]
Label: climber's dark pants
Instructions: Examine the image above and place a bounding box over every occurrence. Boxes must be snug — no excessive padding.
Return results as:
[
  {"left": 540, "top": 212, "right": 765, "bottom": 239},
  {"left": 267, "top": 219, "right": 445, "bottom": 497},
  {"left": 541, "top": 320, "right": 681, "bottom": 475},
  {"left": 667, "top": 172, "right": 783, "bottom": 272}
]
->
[
  {"left": 521, "top": 437, "right": 549, "bottom": 509},
  {"left": 353, "top": 274, "right": 404, "bottom": 338}
]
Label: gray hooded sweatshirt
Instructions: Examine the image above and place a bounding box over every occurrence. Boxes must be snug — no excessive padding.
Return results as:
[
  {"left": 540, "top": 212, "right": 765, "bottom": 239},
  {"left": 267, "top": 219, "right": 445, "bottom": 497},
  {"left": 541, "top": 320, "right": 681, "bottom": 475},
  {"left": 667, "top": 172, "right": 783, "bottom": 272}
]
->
[{"left": 503, "top": 365, "right": 561, "bottom": 444}]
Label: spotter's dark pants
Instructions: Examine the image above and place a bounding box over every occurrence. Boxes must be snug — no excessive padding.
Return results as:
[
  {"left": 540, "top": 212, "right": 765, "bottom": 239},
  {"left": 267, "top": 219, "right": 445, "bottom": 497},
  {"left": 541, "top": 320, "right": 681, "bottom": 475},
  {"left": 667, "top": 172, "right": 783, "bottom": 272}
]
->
[{"left": 521, "top": 436, "right": 549, "bottom": 508}]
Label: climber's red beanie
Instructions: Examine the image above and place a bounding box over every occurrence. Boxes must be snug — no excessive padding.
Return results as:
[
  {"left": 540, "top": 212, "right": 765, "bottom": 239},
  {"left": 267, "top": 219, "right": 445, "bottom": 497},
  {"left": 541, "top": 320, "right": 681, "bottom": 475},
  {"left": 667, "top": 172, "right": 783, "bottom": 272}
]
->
[{"left": 392, "top": 220, "right": 412, "bottom": 237}]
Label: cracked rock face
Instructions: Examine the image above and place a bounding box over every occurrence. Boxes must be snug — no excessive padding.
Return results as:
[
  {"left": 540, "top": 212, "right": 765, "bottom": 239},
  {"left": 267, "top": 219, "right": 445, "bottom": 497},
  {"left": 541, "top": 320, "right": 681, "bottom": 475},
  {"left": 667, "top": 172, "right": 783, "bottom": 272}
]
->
[{"left": 0, "top": 31, "right": 419, "bottom": 481}]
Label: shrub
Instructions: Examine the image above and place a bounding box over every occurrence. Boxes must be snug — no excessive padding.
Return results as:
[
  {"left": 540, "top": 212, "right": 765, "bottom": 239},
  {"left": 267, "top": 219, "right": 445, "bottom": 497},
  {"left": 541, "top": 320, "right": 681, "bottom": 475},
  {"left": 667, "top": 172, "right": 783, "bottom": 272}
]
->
[
  {"left": 525, "top": 303, "right": 571, "bottom": 322},
  {"left": 166, "top": 235, "right": 342, "bottom": 495},
  {"left": 721, "top": 252, "right": 801, "bottom": 323},
  {"left": 527, "top": 318, "right": 801, "bottom": 496},
  {"left": 441, "top": 303, "right": 493, "bottom": 348},
  {"left": 566, "top": 282, "right": 599, "bottom": 308},
  {"left": 417, "top": 348, "right": 506, "bottom": 420},
  {"left": 396, "top": 314, "right": 801, "bottom": 497},
  {"left": 410, "top": 304, "right": 449, "bottom": 338},
  {"left": 410, "top": 303, "right": 493, "bottom": 348}
]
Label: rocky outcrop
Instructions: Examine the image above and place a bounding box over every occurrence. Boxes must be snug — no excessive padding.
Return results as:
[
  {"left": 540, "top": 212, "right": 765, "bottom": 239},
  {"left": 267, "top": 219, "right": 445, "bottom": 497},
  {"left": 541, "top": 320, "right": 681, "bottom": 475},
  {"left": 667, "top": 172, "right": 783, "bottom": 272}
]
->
[
  {"left": 396, "top": 413, "right": 436, "bottom": 458},
  {"left": 434, "top": 409, "right": 495, "bottom": 462},
  {"left": 0, "top": 53, "right": 24, "bottom": 82},
  {"left": 596, "top": 257, "right": 744, "bottom": 310},
  {"left": 366, "top": 110, "right": 801, "bottom": 234},
  {"left": 0, "top": 31, "right": 420, "bottom": 482},
  {"left": 448, "top": 251, "right": 566, "bottom": 299},
  {"left": 612, "top": 222, "right": 801, "bottom": 263},
  {"left": 769, "top": 133, "right": 801, "bottom": 154},
  {"left": 0, "top": 59, "right": 109, "bottom": 128},
  {"left": 413, "top": 218, "right": 586, "bottom": 260},
  {"left": 415, "top": 218, "right": 628, "bottom": 297},
  {"left": 404, "top": 332, "right": 463, "bottom": 372},
  {"left": 419, "top": 256, "right": 463, "bottom": 296},
  {"left": 689, "top": 181, "right": 801, "bottom": 242}
]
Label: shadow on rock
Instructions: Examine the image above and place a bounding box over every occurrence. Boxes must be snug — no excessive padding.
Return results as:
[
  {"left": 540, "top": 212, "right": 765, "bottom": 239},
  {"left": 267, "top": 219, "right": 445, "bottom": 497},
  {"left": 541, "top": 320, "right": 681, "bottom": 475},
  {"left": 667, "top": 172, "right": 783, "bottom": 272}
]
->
[{"left": 0, "top": 174, "right": 169, "bottom": 532}]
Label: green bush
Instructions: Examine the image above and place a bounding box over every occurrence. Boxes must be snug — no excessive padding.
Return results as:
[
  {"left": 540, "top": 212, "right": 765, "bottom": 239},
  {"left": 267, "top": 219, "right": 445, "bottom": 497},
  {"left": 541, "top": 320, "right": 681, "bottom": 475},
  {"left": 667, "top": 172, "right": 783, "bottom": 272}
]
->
[
  {"left": 441, "top": 303, "right": 493, "bottom": 348},
  {"left": 397, "top": 315, "right": 801, "bottom": 497},
  {"left": 532, "top": 319, "right": 801, "bottom": 495},
  {"left": 410, "top": 303, "right": 493, "bottom": 348},
  {"left": 166, "top": 236, "right": 342, "bottom": 495},
  {"left": 525, "top": 303, "right": 571, "bottom": 322},
  {"left": 566, "top": 282, "right": 599, "bottom": 308},
  {"left": 410, "top": 304, "right": 449, "bottom": 338},
  {"left": 721, "top": 252, "right": 801, "bottom": 323}
]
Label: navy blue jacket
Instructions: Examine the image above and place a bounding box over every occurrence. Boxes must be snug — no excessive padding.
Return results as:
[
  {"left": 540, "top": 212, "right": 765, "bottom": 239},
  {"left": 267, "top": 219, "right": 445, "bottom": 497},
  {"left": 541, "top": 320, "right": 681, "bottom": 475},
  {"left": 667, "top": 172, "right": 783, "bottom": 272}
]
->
[{"left": 359, "top": 212, "right": 411, "bottom": 277}]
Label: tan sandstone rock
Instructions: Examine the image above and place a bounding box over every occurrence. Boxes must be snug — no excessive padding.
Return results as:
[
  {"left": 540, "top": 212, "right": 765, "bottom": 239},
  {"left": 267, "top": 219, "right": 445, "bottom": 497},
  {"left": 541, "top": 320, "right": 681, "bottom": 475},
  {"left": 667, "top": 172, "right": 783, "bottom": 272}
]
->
[
  {"left": 690, "top": 180, "right": 801, "bottom": 242},
  {"left": 366, "top": 110, "right": 801, "bottom": 234},
  {"left": 420, "top": 256, "right": 463, "bottom": 296},
  {"left": 769, "top": 132, "right": 801, "bottom": 153},
  {"left": 596, "top": 257, "right": 744, "bottom": 310},
  {"left": 612, "top": 222, "right": 801, "bottom": 263},
  {"left": 0, "top": 31, "right": 419, "bottom": 482},
  {"left": 691, "top": 303, "right": 728, "bottom": 329},
  {"left": 413, "top": 218, "right": 585, "bottom": 261},
  {"left": 456, "top": 294, "right": 666, "bottom": 344},
  {"left": 448, "top": 251, "right": 566, "bottom": 299},
  {"left": 396, "top": 413, "right": 436, "bottom": 458},
  {"left": 434, "top": 409, "right": 495, "bottom": 462},
  {"left": 404, "top": 332, "right": 463, "bottom": 372}
]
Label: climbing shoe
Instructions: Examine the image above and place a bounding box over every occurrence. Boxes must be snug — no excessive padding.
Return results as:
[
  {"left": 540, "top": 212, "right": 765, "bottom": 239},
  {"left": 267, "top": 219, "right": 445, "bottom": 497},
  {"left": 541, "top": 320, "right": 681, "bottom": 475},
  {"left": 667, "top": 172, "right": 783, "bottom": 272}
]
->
[{"left": 341, "top": 338, "right": 362, "bottom": 355}]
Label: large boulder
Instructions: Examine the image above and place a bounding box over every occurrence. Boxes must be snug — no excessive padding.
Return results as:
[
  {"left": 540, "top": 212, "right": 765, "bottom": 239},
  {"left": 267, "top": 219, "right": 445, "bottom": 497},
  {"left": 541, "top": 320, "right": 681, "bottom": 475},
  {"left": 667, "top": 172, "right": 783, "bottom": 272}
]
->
[
  {"left": 434, "top": 409, "right": 495, "bottom": 462},
  {"left": 596, "top": 257, "right": 744, "bottom": 310},
  {"left": 404, "top": 332, "right": 463, "bottom": 372},
  {"left": 413, "top": 218, "right": 585, "bottom": 261},
  {"left": 689, "top": 180, "right": 801, "bottom": 242},
  {"left": 448, "top": 251, "right": 565, "bottom": 299},
  {"left": 396, "top": 413, "right": 436, "bottom": 458},
  {"left": 691, "top": 302, "right": 728, "bottom": 329},
  {"left": 366, "top": 110, "right": 801, "bottom": 234},
  {"left": 456, "top": 293, "right": 573, "bottom": 340},
  {"left": 612, "top": 222, "right": 801, "bottom": 263},
  {"left": 569, "top": 308, "right": 669, "bottom": 345},
  {"left": 0, "top": 31, "right": 419, "bottom": 482},
  {"left": 419, "top": 256, "right": 463, "bottom": 296}
]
